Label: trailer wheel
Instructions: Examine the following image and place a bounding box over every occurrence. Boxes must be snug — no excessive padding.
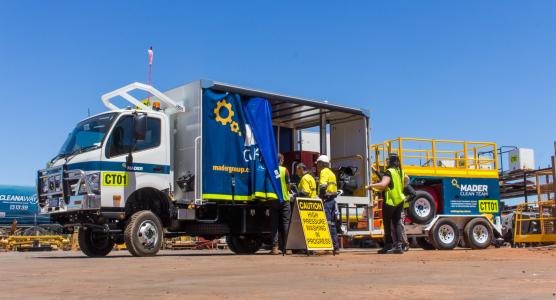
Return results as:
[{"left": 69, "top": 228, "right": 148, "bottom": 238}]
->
[
  {"left": 463, "top": 218, "right": 493, "bottom": 249},
  {"left": 124, "top": 210, "right": 163, "bottom": 257},
  {"left": 407, "top": 190, "right": 436, "bottom": 224},
  {"left": 226, "top": 235, "right": 262, "bottom": 254},
  {"left": 78, "top": 227, "right": 114, "bottom": 257},
  {"left": 416, "top": 237, "right": 435, "bottom": 250},
  {"left": 430, "top": 218, "right": 459, "bottom": 250}
]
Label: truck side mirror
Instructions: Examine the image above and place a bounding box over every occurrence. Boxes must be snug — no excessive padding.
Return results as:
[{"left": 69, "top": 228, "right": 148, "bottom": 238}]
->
[
  {"left": 134, "top": 114, "right": 147, "bottom": 141},
  {"left": 126, "top": 152, "right": 133, "bottom": 166}
]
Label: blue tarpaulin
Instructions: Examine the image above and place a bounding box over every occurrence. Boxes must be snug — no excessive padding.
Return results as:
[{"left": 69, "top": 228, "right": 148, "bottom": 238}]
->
[
  {"left": 202, "top": 89, "right": 280, "bottom": 201},
  {"left": 243, "top": 98, "right": 283, "bottom": 202}
]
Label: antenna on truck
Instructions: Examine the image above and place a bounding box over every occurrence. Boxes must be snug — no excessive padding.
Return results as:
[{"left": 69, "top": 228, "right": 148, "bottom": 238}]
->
[{"left": 147, "top": 47, "right": 153, "bottom": 102}]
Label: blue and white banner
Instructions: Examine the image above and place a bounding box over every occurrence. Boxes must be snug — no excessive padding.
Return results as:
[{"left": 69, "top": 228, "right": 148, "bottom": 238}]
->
[
  {"left": 0, "top": 185, "right": 50, "bottom": 225},
  {"left": 202, "top": 89, "right": 280, "bottom": 201}
]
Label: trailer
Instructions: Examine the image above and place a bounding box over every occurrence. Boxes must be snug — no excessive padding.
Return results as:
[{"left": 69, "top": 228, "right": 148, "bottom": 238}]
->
[
  {"left": 37, "top": 80, "right": 371, "bottom": 257},
  {"left": 337, "top": 138, "right": 504, "bottom": 250}
]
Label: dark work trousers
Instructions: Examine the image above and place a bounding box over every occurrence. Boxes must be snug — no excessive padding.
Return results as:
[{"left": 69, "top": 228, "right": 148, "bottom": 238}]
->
[
  {"left": 323, "top": 198, "right": 339, "bottom": 250},
  {"left": 382, "top": 202, "right": 404, "bottom": 249},
  {"left": 391, "top": 209, "right": 409, "bottom": 247},
  {"left": 272, "top": 200, "right": 291, "bottom": 249}
]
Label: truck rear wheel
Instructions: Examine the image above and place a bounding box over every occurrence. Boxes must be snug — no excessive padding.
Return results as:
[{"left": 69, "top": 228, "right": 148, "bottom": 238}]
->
[
  {"left": 124, "top": 210, "right": 163, "bottom": 257},
  {"left": 430, "top": 218, "right": 459, "bottom": 250},
  {"left": 78, "top": 227, "right": 114, "bottom": 257},
  {"left": 226, "top": 235, "right": 262, "bottom": 254},
  {"left": 463, "top": 218, "right": 493, "bottom": 249},
  {"left": 407, "top": 190, "right": 436, "bottom": 224}
]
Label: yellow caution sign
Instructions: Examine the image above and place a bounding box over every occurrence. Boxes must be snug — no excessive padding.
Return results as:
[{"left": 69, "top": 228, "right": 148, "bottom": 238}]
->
[
  {"left": 285, "top": 198, "right": 333, "bottom": 251},
  {"left": 298, "top": 199, "right": 333, "bottom": 250},
  {"left": 102, "top": 172, "right": 128, "bottom": 186},
  {"left": 478, "top": 200, "right": 499, "bottom": 213}
]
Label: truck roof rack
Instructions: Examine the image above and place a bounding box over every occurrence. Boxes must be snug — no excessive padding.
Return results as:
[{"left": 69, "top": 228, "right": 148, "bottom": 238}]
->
[{"left": 101, "top": 82, "right": 185, "bottom": 114}]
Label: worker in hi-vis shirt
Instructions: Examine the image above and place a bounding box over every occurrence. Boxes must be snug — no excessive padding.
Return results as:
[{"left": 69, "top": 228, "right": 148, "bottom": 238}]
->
[
  {"left": 271, "top": 153, "right": 292, "bottom": 255},
  {"left": 367, "top": 153, "right": 410, "bottom": 254},
  {"left": 316, "top": 155, "right": 340, "bottom": 255},
  {"left": 295, "top": 163, "right": 317, "bottom": 198}
]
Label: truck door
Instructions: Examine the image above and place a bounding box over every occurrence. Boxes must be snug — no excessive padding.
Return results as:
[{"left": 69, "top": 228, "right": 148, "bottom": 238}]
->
[{"left": 102, "top": 113, "right": 170, "bottom": 207}]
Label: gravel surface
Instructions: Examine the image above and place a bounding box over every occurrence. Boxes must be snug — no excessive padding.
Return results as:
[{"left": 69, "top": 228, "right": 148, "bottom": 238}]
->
[{"left": 0, "top": 247, "right": 555, "bottom": 299}]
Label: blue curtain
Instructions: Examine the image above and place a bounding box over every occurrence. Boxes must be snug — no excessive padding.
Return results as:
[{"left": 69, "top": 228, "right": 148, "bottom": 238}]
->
[
  {"left": 202, "top": 90, "right": 279, "bottom": 201},
  {"left": 243, "top": 98, "right": 284, "bottom": 202}
]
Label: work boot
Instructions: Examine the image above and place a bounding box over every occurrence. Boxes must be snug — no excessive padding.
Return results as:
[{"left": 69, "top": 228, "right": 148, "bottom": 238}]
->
[
  {"left": 333, "top": 249, "right": 340, "bottom": 256},
  {"left": 402, "top": 243, "right": 410, "bottom": 252},
  {"left": 377, "top": 248, "right": 389, "bottom": 254},
  {"left": 270, "top": 245, "right": 280, "bottom": 255},
  {"left": 388, "top": 245, "right": 404, "bottom": 254}
]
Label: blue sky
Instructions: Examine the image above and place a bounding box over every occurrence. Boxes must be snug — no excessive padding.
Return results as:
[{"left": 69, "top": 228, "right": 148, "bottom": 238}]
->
[{"left": 0, "top": 1, "right": 555, "bottom": 185}]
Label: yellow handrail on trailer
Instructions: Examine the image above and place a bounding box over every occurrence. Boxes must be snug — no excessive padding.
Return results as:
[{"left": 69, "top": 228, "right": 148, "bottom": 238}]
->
[{"left": 371, "top": 137, "right": 499, "bottom": 179}]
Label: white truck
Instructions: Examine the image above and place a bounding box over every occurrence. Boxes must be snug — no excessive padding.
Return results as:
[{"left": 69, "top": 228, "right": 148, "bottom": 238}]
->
[{"left": 37, "top": 80, "right": 371, "bottom": 257}]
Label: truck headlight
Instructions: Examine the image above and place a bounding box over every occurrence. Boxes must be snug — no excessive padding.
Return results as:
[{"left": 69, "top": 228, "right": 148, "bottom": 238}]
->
[
  {"left": 80, "top": 172, "right": 101, "bottom": 194},
  {"left": 42, "top": 180, "right": 49, "bottom": 193},
  {"left": 87, "top": 172, "right": 100, "bottom": 193},
  {"left": 55, "top": 175, "right": 62, "bottom": 192}
]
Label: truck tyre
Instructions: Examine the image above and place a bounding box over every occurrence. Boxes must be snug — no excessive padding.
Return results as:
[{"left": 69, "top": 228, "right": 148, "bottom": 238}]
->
[
  {"left": 78, "top": 227, "right": 114, "bottom": 257},
  {"left": 226, "top": 235, "right": 262, "bottom": 254},
  {"left": 430, "top": 218, "right": 459, "bottom": 250},
  {"left": 416, "top": 237, "right": 435, "bottom": 250},
  {"left": 463, "top": 218, "right": 493, "bottom": 249},
  {"left": 226, "top": 235, "right": 240, "bottom": 253},
  {"left": 407, "top": 190, "right": 436, "bottom": 224},
  {"left": 124, "top": 210, "right": 163, "bottom": 257}
]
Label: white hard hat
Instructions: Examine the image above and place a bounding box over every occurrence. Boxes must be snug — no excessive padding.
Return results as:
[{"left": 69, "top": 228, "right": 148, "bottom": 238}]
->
[{"left": 316, "top": 155, "right": 330, "bottom": 164}]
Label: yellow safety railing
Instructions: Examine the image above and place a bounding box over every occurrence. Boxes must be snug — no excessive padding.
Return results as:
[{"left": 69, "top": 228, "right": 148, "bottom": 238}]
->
[
  {"left": 514, "top": 201, "right": 556, "bottom": 243},
  {"left": 514, "top": 169, "right": 556, "bottom": 244},
  {"left": 371, "top": 138, "right": 499, "bottom": 179}
]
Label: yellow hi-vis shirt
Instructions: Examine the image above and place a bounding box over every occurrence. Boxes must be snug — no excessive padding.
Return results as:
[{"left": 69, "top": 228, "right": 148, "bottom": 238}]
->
[
  {"left": 298, "top": 173, "right": 317, "bottom": 198},
  {"left": 279, "top": 166, "right": 290, "bottom": 201},
  {"left": 318, "top": 167, "right": 337, "bottom": 194},
  {"left": 385, "top": 168, "right": 406, "bottom": 207}
]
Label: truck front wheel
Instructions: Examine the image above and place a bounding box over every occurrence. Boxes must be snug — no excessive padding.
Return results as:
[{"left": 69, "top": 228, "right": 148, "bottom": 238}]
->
[
  {"left": 226, "top": 235, "right": 262, "bottom": 254},
  {"left": 463, "top": 218, "right": 493, "bottom": 249},
  {"left": 124, "top": 210, "right": 163, "bottom": 257},
  {"left": 78, "top": 227, "right": 114, "bottom": 257}
]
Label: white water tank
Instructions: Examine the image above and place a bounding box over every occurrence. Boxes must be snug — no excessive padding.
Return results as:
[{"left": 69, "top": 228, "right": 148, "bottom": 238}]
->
[{"left": 508, "top": 148, "right": 535, "bottom": 171}]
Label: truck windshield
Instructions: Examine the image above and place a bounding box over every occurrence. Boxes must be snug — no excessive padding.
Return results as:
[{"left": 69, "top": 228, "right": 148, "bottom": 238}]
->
[{"left": 58, "top": 113, "right": 118, "bottom": 157}]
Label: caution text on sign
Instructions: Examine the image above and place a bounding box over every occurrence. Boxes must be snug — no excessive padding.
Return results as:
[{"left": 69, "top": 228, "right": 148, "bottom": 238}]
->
[{"left": 297, "top": 198, "right": 333, "bottom": 250}]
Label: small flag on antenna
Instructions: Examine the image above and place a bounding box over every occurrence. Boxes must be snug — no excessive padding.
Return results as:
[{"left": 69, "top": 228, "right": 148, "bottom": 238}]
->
[{"left": 148, "top": 47, "right": 154, "bottom": 65}]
